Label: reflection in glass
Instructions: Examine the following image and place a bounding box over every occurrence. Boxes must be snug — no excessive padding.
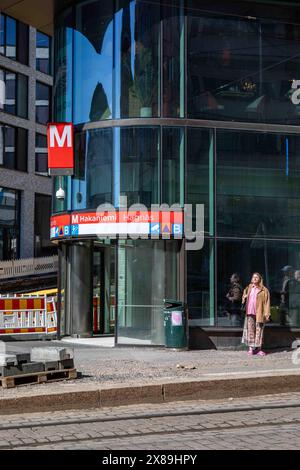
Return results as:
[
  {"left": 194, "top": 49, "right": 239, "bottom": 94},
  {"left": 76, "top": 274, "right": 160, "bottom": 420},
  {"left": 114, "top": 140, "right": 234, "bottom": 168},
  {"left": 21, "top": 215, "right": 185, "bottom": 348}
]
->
[
  {"left": 115, "top": 0, "right": 160, "bottom": 118},
  {"left": 187, "top": 10, "right": 300, "bottom": 124},
  {"left": 35, "top": 134, "right": 48, "bottom": 175},
  {"left": 217, "top": 239, "right": 300, "bottom": 328},
  {"left": 217, "top": 130, "right": 300, "bottom": 239},
  {"left": 187, "top": 239, "right": 214, "bottom": 326},
  {"left": 162, "top": 127, "right": 184, "bottom": 206},
  {"left": 117, "top": 239, "right": 178, "bottom": 345},
  {"left": 5, "top": 16, "right": 16, "bottom": 60},
  {"left": 162, "top": 0, "right": 184, "bottom": 117},
  {"left": 36, "top": 82, "right": 51, "bottom": 124},
  {"left": 36, "top": 31, "right": 51, "bottom": 75},
  {"left": 73, "top": 0, "right": 113, "bottom": 124},
  {"left": 119, "top": 127, "right": 159, "bottom": 207},
  {"left": 187, "top": 128, "right": 211, "bottom": 235}
]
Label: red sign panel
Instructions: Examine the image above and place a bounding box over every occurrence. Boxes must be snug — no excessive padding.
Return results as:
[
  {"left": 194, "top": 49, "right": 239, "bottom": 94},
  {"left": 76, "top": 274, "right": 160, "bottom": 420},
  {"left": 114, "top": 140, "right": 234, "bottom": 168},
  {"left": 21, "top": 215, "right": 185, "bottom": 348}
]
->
[{"left": 47, "top": 123, "right": 74, "bottom": 175}]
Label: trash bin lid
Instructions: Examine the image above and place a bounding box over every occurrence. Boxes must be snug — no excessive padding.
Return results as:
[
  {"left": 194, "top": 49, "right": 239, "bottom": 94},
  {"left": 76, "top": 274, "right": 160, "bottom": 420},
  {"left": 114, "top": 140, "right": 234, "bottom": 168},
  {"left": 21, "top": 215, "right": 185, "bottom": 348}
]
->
[{"left": 163, "top": 299, "right": 184, "bottom": 308}]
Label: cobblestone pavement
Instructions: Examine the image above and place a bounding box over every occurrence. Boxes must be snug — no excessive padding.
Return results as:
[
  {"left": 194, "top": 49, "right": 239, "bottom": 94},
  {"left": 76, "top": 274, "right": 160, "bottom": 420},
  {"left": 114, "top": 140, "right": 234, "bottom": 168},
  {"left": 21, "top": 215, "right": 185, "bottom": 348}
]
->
[
  {"left": 0, "top": 392, "right": 300, "bottom": 450},
  {"left": 1, "top": 341, "right": 299, "bottom": 398}
]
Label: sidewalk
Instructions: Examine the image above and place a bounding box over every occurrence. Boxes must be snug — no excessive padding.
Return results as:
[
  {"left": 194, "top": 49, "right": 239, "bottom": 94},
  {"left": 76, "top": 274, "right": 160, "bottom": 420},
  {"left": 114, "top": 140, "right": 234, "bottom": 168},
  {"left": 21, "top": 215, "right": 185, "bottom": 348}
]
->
[{"left": 1, "top": 339, "right": 299, "bottom": 414}]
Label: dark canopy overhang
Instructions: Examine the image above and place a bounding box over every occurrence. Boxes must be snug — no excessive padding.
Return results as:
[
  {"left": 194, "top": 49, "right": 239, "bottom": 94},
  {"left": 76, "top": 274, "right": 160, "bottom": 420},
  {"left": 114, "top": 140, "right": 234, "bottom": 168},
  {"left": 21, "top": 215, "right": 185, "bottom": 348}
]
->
[{"left": 0, "top": 0, "right": 299, "bottom": 37}]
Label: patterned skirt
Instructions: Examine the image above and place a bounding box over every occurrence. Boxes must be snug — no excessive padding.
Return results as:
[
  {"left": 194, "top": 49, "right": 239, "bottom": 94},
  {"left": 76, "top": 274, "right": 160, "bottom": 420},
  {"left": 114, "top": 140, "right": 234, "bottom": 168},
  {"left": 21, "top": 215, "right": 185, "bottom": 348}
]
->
[{"left": 242, "top": 315, "right": 265, "bottom": 348}]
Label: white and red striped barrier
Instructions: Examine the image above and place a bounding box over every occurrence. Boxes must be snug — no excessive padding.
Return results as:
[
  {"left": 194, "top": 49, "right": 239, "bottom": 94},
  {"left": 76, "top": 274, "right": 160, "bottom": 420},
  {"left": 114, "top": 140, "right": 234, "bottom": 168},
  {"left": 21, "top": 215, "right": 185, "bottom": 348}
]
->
[{"left": 0, "top": 295, "right": 57, "bottom": 335}]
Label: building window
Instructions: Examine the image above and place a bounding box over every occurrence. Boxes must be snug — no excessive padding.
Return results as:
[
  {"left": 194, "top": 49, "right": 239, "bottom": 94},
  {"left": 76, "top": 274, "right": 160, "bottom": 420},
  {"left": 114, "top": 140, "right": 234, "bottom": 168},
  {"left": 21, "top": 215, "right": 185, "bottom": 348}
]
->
[
  {"left": 187, "top": 8, "right": 300, "bottom": 125},
  {"left": 217, "top": 239, "right": 300, "bottom": 328},
  {"left": 36, "top": 81, "right": 51, "bottom": 124},
  {"left": 0, "top": 13, "right": 28, "bottom": 64},
  {"left": 0, "top": 67, "right": 28, "bottom": 118},
  {"left": 34, "top": 194, "right": 56, "bottom": 257},
  {"left": 217, "top": 130, "right": 300, "bottom": 239},
  {"left": 36, "top": 31, "right": 51, "bottom": 75},
  {"left": 119, "top": 127, "right": 159, "bottom": 207},
  {"left": 0, "top": 124, "right": 27, "bottom": 171},
  {"left": 0, "top": 187, "right": 19, "bottom": 260},
  {"left": 35, "top": 133, "right": 48, "bottom": 175},
  {"left": 187, "top": 239, "right": 214, "bottom": 327},
  {"left": 162, "top": 127, "right": 184, "bottom": 206}
]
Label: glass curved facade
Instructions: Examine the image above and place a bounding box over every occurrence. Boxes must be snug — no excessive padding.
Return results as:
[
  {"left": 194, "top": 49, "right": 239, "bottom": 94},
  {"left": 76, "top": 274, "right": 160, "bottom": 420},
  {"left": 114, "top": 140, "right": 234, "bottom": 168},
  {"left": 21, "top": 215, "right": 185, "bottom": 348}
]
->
[{"left": 53, "top": 0, "right": 300, "bottom": 345}]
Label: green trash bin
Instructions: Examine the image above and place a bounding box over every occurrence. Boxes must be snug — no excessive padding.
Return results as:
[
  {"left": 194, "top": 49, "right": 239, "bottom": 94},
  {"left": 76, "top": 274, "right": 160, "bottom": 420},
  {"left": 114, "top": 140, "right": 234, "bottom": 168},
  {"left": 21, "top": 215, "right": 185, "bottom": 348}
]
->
[{"left": 163, "top": 299, "right": 188, "bottom": 350}]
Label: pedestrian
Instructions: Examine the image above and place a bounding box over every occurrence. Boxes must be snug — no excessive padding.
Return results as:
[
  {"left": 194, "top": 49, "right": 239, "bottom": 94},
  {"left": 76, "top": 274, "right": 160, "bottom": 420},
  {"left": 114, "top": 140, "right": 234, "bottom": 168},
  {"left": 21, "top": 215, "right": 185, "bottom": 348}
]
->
[
  {"left": 225, "top": 273, "right": 243, "bottom": 327},
  {"left": 241, "top": 272, "right": 271, "bottom": 356}
]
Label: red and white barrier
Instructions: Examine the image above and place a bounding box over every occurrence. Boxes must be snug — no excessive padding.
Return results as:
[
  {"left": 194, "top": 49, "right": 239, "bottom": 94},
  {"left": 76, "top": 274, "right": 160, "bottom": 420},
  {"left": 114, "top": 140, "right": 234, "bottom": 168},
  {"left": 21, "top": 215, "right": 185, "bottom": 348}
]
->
[{"left": 0, "top": 295, "right": 57, "bottom": 335}]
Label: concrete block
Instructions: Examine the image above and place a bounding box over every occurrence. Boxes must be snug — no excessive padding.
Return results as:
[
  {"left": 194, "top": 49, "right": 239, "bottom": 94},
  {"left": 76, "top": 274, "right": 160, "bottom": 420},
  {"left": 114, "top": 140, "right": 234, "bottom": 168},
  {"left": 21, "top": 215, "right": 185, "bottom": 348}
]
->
[
  {"left": 15, "top": 353, "right": 31, "bottom": 364},
  {"left": 21, "top": 362, "right": 45, "bottom": 374},
  {"left": 59, "top": 359, "right": 74, "bottom": 370},
  {"left": 31, "top": 347, "right": 74, "bottom": 362},
  {"left": 43, "top": 361, "right": 59, "bottom": 371},
  {"left": 0, "top": 354, "right": 17, "bottom": 367},
  {"left": 0, "top": 365, "right": 23, "bottom": 377}
]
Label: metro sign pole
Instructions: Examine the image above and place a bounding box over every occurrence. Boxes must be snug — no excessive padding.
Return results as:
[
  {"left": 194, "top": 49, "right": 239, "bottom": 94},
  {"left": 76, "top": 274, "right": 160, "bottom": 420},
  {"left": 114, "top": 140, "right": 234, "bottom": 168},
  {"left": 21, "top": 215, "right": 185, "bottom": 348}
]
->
[{"left": 47, "top": 123, "right": 74, "bottom": 176}]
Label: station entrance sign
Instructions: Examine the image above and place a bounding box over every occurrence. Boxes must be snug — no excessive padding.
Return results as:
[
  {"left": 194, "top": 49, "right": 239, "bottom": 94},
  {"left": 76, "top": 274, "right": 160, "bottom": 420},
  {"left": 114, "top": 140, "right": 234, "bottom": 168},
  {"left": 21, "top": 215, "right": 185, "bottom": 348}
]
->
[{"left": 50, "top": 211, "right": 183, "bottom": 239}]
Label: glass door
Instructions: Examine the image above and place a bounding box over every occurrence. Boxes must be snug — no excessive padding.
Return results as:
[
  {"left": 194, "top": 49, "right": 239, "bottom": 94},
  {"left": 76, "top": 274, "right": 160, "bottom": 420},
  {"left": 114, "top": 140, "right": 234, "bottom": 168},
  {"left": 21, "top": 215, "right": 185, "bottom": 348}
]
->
[{"left": 93, "top": 242, "right": 115, "bottom": 335}]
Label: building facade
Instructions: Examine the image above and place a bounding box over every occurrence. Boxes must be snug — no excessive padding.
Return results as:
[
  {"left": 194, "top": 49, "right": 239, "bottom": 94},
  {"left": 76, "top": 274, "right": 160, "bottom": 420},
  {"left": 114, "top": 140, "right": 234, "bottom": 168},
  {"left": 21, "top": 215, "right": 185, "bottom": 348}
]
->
[
  {"left": 46, "top": 0, "right": 300, "bottom": 348},
  {"left": 0, "top": 10, "right": 55, "bottom": 261}
]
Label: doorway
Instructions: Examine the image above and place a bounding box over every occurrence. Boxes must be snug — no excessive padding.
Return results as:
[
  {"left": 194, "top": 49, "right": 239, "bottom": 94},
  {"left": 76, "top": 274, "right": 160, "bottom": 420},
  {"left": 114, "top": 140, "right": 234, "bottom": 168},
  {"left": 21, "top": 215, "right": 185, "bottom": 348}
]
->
[{"left": 92, "top": 242, "right": 115, "bottom": 335}]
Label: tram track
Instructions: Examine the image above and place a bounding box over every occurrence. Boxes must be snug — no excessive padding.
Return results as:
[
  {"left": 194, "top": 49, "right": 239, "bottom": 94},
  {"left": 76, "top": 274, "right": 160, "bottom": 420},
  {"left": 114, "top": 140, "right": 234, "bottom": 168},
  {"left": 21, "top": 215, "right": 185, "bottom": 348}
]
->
[
  {"left": 1, "top": 403, "right": 300, "bottom": 449},
  {"left": 0, "top": 401, "right": 300, "bottom": 431}
]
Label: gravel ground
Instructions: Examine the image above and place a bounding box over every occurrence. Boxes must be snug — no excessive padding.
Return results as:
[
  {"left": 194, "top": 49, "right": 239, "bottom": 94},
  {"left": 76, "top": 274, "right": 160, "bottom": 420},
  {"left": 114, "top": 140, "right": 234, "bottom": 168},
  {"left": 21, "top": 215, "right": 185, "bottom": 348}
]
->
[{"left": 0, "top": 341, "right": 299, "bottom": 398}]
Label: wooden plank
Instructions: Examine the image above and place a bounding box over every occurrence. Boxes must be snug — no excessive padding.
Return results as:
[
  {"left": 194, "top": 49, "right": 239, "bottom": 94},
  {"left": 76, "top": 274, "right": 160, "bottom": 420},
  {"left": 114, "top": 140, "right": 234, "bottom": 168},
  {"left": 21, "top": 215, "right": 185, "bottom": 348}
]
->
[{"left": 0, "top": 369, "right": 77, "bottom": 389}]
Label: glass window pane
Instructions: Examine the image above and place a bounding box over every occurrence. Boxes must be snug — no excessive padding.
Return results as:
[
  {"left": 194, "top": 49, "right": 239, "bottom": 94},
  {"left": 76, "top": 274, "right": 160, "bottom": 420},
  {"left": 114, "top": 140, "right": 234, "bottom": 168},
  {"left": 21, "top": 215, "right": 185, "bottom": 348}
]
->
[
  {"left": 2, "top": 126, "right": 15, "bottom": 169},
  {"left": 16, "top": 127, "right": 27, "bottom": 172},
  {"left": 0, "top": 69, "right": 5, "bottom": 111},
  {"left": 54, "top": 8, "right": 73, "bottom": 121},
  {"left": 35, "top": 194, "right": 56, "bottom": 256},
  {"left": 187, "top": 128, "right": 211, "bottom": 235},
  {"left": 72, "top": 128, "right": 113, "bottom": 210},
  {"left": 187, "top": 8, "right": 300, "bottom": 125},
  {"left": 0, "top": 14, "right": 5, "bottom": 55},
  {"left": 36, "top": 31, "right": 51, "bottom": 74},
  {"left": 17, "top": 73, "right": 28, "bottom": 118},
  {"left": 73, "top": 0, "right": 113, "bottom": 124},
  {"left": 119, "top": 127, "right": 159, "bottom": 207},
  {"left": 6, "top": 16, "right": 16, "bottom": 59},
  {"left": 162, "top": 0, "right": 184, "bottom": 117},
  {"left": 5, "top": 71, "right": 16, "bottom": 115},
  {"left": 217, "top": 239, "right": 300, "bottom": 328},
  {"left": 117, "top": 239, "right": 179, "bottom": 345},
  {"left": 217, "top": 130, "right": 300, "bottom": 239},
  {"left": 36, "top": 82, "right": 51, "bottom": 124},
  {"left": 0, "top": 187, "right": 19, "bottom": 260},
  {"left": 35, "top": 133, "right": 48, "bottom": 175},
  {"left": 187, "top": 239, "right": 214, "bottom": 326},
  {"left": 115, "top": 0, "right": 160, "bottom": 118},
  {"left": 17, "top": 22, "right": 29, "bottom": 65},
  {"left": 162, "top": 127, "right": 184, "bottom": 206}
]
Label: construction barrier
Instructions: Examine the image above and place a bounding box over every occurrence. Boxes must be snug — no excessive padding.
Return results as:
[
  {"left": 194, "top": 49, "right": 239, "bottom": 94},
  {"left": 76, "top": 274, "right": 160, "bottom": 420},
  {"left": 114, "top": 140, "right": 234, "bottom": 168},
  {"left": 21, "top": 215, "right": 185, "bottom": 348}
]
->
[{"left": 0, "top": 295, "right": 57, "bottom": 335}]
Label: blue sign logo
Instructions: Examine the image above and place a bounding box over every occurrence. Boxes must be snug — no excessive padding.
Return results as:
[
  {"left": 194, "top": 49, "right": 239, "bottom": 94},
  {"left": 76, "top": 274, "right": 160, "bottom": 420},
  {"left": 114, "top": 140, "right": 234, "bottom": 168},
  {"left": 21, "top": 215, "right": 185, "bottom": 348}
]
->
[
  {"left": 55, "top": 227, "right": 59, "bottom": 237},
  {"left": 64, "top": 225, "right": 70, "bottom": 236},
  {"left": 173, "top": 224, "right": 183, "bottom": 236},
  {"left": 150, "top": 223, "right": 160, "bottom": 235},
  {"left": 71, "top": 225, "right": 79, "bottom": 236}
]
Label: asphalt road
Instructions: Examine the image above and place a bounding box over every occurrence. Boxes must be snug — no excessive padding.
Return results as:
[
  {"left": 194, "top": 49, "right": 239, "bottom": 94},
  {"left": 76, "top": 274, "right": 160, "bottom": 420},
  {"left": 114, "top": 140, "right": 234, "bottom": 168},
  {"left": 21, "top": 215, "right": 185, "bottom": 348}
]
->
[{"left": 1, "top": 392, "right": 300, "bottom": 450}]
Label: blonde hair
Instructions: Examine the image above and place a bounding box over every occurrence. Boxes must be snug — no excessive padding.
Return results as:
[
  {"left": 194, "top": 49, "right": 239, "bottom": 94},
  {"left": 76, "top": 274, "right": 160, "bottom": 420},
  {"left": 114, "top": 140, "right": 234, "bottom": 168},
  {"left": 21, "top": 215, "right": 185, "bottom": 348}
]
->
[{"left": 251, "top": 272, "right": 264, "bottom": 287}]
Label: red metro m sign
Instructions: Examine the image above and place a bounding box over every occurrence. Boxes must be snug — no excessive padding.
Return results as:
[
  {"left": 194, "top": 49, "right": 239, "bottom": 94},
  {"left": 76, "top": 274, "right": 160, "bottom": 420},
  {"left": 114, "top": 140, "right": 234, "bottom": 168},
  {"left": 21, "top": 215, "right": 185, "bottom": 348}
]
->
[{"left": 47, "top": 123, "right": 74, "bottom": 176}]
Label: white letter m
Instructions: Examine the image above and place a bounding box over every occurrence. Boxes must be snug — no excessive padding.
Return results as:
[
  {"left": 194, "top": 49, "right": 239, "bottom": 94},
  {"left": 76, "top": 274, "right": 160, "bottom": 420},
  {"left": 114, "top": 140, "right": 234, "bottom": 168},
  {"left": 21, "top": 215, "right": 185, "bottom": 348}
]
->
[{"left": 50, "top": 125, "right": 72, "bottom": 148}]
